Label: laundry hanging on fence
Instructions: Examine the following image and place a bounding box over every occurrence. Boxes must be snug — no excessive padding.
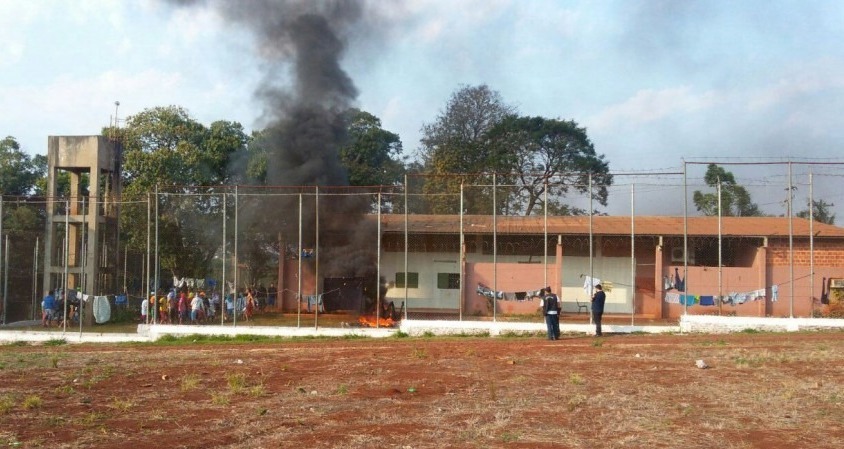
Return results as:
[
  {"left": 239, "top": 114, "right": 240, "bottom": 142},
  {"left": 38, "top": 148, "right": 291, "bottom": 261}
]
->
[
  {"left": 93, "top": 296, "right": 111, "bottom": 324},
  {"left": 664, "top": 292, "right": 681, "bottom": 304},
  {"left": 582, "top": 276, "right": 601, "bottom": 295},
  {"left": 679, "top": 294, "right": 697, "bottom": 306},
  {"left": 476, "top": 284, "right": 504, "bottom": 300},
  {"left": 698, "top": 295, "right": 715, "bottom": 306},
  {"left": 305, "top": 294, "right": 324, "bottom": 312},
  {"left": 673, "top": 267, "right": 685, "bottom": 291},
  {"left": 526, "top": 289, "right": 544, "bottom": 299}
]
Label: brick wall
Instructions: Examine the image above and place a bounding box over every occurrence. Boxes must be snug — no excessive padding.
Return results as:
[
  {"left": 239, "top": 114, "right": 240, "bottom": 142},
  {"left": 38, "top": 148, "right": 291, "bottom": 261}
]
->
[{"left": 766, "top": 239, "right": 844, "bottom": 268}]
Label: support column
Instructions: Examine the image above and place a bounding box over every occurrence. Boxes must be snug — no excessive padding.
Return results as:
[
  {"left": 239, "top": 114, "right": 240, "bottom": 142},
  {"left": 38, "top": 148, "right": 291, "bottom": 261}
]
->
[{"left": 654, "top": 239, "right": 665, "bottom": 319}]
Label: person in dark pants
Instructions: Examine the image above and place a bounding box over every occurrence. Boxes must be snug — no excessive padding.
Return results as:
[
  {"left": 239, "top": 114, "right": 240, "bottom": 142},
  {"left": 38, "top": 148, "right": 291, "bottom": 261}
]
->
[
  {"left": 540, "top": 287, "right": 561, "bottom": 340},
  {"left": 591, "top": 284, "right": 606, "bottom": 336}
]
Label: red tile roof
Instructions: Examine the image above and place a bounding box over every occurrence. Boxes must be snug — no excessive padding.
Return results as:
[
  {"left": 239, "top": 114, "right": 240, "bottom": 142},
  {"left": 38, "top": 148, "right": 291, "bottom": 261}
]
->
[{"left": 379, "top": 214, "right": 844, "bottom": 238}]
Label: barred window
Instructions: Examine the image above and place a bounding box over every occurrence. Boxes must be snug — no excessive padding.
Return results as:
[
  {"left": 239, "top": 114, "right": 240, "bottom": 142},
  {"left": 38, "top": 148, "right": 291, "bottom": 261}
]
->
[
  {"left": 396, "top": 272, "right": 419, "bottom": 288},
  {"left": 437, "top": 273, "right": 460, "bottom": 289}
]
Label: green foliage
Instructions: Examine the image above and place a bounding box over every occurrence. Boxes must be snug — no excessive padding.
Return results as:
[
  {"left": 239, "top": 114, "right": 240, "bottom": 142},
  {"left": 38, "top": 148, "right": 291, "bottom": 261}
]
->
[
  {"left": 43, "top": 338, "right": 67, "bottom": 347},
  {"left": 418, "top": 84, "right": 516, "bottom": 214},
  {"left": 0, "top": 395, "right": 15, "bottom": 414},
  {"left": 417, "top": 85, "right": 611, "bottom": 215},
  {"left": 486, "top": 115, "right": 612, "bottom": 215},
  {"left": 340, "top": 109, "right": 405, "bottom": 187},
  {"left": 226, "top": 373, "right": 247, "bottom": 393},
  {"left": 0, "top": 136, "right": 41, "bottom": 196},
  {"left": 693, "top": 164, "right": 762, "bottom": 217},
  {"left": 22, "top": 395, "right": 42, "bottom": 409},
  {"left": 180, "top": 374, "right": 200, "bottom": 392},
  {"left": 796, "top": 199, "right": 835, "bottom": 225},
  {"left": 108, "top": 106, "right": 249, "bottom": 278}
]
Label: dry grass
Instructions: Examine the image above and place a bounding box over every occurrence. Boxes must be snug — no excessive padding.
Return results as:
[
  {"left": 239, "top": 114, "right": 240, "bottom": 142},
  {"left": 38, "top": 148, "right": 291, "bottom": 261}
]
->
[{"left": 0, "top": 332, "right": 842, "bottom": 448}]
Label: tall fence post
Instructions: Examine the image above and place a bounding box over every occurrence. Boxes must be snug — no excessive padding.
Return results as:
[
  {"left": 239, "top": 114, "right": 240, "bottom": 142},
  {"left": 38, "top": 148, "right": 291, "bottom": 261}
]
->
[
  {"left": 376, "top": 191, "right": 382, "bottom": 328},
  {"left": 2, "top": 234, "right": 8, "bottom": 325},
  {"left": 787, "top": 162, "right": 794, "bottom": 318},
  {"left": 145, "top": 193, "right": 150, "bottom": 322},
  {"left": 809, "top": 170, "right": 814, "bottom": 317},
  {"left": 403, "top": 175, "right": 408, "bottom": 321},
  {"left": 588, "top": 173, "right": 594, "bottom": 326},
  {"left": 492, "top": 172, "right": 497, "bottom": 323},
  {"left": 717, "top": 179, "right": 723, "bottom": 316},
  {"left": 459, "top": 182, "right": 464, "bottom": 322},
  {"left": 314, "top": 186, "right": 319, "bottom": 329},
  {"left": 32, "top": 237, "right": 40, "bottom": 320},
  {"left": 221, "top": 190, "right": 227, "bottom": 326},
  {"left": 0, "top": 196, "right": 4, "bottom": 324},
  {"left": 297, "top": 192, "right": 302, "bottom": 328},
  {"left": 630, "top": 182, "right": 635, "bottom": 326},
  {"left": 544, "top": 180, "right": 548, "bottom": 290},
  {"left": 682, "top": 163, "right": 688, "bottom": 318},
  {"left": 233, "top": 185, "right": 238, "bottom": 327},
  {"left": 63, "top": 199, "right": 69, "bottom": 334},
  {"left": 153, "top": 186, "right": 159, "bottom": 324}
]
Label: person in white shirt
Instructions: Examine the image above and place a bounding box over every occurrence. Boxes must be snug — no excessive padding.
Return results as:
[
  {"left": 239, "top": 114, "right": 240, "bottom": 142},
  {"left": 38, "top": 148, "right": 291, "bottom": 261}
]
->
[
  {"left": 190, "top": 294, "right": 204, "bottom": 323},
  {"left": 141, "top": 295, "right": 149, "bottom": 324}
]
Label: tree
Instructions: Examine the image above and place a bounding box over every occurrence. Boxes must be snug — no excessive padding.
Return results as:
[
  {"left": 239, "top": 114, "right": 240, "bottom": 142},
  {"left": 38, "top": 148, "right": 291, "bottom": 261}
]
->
[
  {"left": 418, "top": 84, "right": 516, "bottom": 213},
  {"left": 107, "top": 106, "right": 249, "bottom": 280},
  {"left": 693, "top": 164, "right": 762, "bottom": 216},
  {"left": 340, "top": 109, "right": 405, "bottom": 187},
  {"left": 486, "top": 116, "right": 612, "bottom": 215},
  {"left": 0, "top": 136, "right": 40, "bottom": 196},
  {"left": 797, "top": 199, "right": 835, "bottom": 225}
]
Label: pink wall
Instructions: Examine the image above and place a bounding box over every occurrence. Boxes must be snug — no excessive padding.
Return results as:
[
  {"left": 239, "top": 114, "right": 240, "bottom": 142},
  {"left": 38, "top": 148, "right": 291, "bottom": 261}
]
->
[{"left": 465, "top": 262, "right": 557, "bottom": 315}]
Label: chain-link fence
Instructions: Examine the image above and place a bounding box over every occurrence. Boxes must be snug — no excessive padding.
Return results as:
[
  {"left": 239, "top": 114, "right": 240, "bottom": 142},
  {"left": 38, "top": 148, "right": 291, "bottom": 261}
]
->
[{"left": 2, "top": 163, "right": 844, "bottom": 328}]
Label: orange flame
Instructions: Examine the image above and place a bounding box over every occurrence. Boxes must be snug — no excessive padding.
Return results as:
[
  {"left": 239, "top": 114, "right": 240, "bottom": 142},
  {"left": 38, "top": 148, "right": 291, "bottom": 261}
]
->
[{"left": 358, "top": 315, "right": 396, "bottom": 328}]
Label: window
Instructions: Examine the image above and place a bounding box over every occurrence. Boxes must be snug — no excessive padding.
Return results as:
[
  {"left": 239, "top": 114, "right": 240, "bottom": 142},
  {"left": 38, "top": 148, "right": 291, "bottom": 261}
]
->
[
  {"left": 437, "top": 273, "right": 460, "bottom": 289},
  {"left": 395, "top": 272, "right": 419, "bottom": 288}
]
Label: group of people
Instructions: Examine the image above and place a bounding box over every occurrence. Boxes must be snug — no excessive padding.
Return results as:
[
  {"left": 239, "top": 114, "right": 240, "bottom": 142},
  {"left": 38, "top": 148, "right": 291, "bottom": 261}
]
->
[
  {"left": 141, "top": 287, "right": 260, "bottom": 324},
  {"left": 539, "top": 284, "right": 606, "bottom": 340},
  {"left": 41, "top": 289, "right": 80, "bottom": 327}
]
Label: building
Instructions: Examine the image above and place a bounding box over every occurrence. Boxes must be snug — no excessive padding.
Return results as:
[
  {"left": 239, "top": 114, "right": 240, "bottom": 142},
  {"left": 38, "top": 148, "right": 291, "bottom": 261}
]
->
[{"left": 371, "top": 215, "right": 844, "bottom": 319}]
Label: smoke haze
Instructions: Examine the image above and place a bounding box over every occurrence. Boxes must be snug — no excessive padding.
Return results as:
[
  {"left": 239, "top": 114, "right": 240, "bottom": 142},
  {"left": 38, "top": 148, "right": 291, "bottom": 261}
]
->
[{"left": 170, "top": 0, "right": 380, "bottom": 278}]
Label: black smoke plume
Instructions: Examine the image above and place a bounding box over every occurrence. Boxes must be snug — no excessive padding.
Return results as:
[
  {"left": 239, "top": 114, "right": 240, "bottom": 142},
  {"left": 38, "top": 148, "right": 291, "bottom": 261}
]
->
[{"left": 170, "top": 0, "right": 379, "bottom": 280}]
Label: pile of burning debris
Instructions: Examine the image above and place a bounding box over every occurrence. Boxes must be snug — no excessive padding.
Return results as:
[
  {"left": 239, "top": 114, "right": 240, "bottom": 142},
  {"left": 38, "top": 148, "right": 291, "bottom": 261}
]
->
[{"left": 340, "top": 316, "right": 398, "bottom": 328}]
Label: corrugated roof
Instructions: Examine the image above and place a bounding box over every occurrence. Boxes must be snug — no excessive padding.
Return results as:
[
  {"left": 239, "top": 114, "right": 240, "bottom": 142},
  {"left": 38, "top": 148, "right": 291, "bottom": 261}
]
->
[{"left": 378, "top": 214, "right": 844, "bottom": 238}]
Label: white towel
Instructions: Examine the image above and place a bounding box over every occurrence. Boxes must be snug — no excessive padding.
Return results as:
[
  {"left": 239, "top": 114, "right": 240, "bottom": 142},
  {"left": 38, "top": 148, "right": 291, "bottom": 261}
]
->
[{"left": 664, "top": 292, "right": 681, "bottom": 304}]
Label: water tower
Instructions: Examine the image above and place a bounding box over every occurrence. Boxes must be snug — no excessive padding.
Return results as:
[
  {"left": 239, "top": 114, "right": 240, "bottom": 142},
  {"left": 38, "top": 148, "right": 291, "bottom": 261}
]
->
[{"left": 42, "top": 135, "right": 121, "bottom": 325}]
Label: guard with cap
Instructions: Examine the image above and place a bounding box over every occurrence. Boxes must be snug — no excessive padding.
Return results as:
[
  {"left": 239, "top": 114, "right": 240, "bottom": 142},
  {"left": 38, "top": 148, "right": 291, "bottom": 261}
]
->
[{"left": 540, "top": 286, "right": 561, "bottom": 340}]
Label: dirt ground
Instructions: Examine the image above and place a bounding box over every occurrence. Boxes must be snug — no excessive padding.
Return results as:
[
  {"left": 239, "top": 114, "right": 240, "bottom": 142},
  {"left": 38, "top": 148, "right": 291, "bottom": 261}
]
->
[{"left": 0, "top": 331, "right": 842, "bottom": 449}]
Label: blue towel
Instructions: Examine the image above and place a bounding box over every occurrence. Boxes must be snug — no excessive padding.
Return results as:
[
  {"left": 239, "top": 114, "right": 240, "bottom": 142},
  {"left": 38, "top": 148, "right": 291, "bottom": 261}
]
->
[
  {"left": 698, "top": 295, "right": 715, "bottom": 306},
  {"left": 679, "top": 294, "right": 697, "bottom": 306}
]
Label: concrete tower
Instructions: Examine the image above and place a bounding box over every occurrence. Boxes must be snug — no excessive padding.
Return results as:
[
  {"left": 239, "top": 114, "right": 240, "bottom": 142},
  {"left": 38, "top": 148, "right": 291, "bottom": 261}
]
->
[{"left": 42, "top": 136, "right": 121, "bottom": 325}]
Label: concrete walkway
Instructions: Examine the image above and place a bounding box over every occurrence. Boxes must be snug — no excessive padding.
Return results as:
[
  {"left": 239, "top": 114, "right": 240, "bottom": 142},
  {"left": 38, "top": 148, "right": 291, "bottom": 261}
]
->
[{"left": 0, "top": 316, "right": 840, "bottom": 344}]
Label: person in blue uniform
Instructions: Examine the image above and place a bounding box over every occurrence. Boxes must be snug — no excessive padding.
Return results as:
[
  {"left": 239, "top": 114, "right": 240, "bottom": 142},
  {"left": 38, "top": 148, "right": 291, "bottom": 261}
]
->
[
  {"left": 540, "top": 287, "right": 561, "bottom": 340},
  {"left": 591, "top": 284, "right": 606, "bottom": 337}
]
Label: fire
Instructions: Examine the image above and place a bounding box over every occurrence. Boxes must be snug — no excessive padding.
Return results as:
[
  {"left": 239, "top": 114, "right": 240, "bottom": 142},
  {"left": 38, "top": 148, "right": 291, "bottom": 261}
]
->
[{"left": 358, "top": 315, "right": 396, "bottom": 328}]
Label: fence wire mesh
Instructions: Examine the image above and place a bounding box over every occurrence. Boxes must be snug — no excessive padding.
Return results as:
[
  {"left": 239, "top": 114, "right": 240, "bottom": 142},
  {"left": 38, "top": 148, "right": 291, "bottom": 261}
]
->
[{"left": 2, "top": 164, "right": 844, "bottom": 328}]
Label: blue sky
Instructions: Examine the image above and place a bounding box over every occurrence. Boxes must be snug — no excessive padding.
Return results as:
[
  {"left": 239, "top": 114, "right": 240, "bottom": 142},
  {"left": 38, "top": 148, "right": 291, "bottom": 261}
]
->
[{"left": 3, "top": 0, "right": 844, "bottom": 213}]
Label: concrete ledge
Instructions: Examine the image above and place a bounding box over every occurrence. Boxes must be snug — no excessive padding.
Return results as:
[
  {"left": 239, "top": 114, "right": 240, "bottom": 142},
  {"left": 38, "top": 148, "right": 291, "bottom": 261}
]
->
[
  {"left": 400, "top": 320, "right": 679, "bottom": 336},
  {"left": 680, "top": 315, "right": 844, "bottom": 333},
  {"left": 0, "top": 330, "right": 147, "bottom": 344},
  {"left": 141, "top": 324, "right": 396, "bottom": 340},
  {"left": 5, "top": 316, "right": 838, "bottom": 344}
]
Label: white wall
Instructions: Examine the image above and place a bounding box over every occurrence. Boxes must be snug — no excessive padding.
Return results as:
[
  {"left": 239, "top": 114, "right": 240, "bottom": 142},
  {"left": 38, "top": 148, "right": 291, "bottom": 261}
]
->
[
  {"left": 381, "top": 252, "right": 461, "bottom": 309},
  {"left": 561, "top": 256, "right": 634, "bottom": 313}
]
